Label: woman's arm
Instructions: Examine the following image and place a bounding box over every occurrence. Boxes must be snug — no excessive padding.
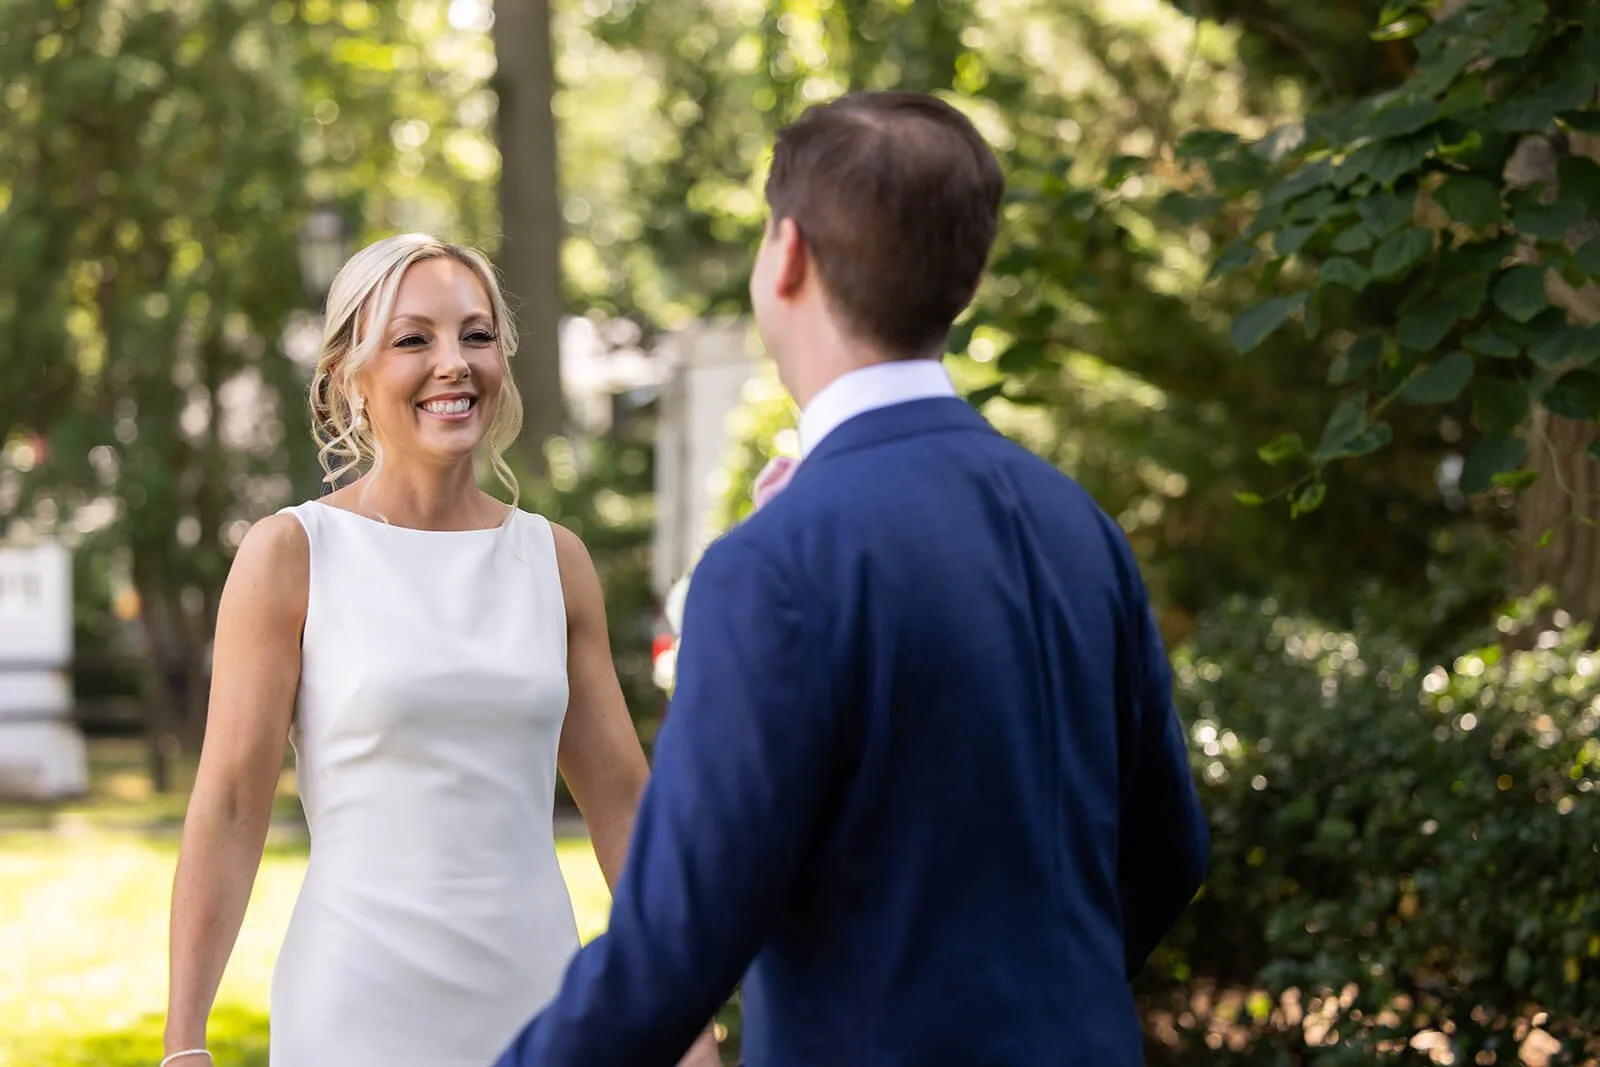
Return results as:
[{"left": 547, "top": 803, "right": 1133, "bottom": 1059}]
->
[
  {"left": 164, "top": 514, "right": 307, "bottom": 1055},
  {"left": 551, "top": 523, "right": 650, "bottom": 888}
]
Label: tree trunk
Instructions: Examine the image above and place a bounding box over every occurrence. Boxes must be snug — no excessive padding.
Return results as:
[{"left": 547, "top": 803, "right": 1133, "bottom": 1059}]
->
[
  {"left": 493, "top": 0, "right": 565, "bottom": 477},
  {"left": 1508, "top": 129, "right": 1600, "bottom": 625}
]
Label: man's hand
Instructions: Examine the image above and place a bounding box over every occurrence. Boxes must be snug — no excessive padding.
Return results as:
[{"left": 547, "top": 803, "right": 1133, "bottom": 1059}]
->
[{"left": 674, "top": 1028, "right": 722, "bottom": 1067}]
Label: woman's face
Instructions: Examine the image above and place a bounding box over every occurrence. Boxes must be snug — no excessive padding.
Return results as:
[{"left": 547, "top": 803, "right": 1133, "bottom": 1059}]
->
[{"left": 355, "top": 257, "right": 505, "bottom": 468}]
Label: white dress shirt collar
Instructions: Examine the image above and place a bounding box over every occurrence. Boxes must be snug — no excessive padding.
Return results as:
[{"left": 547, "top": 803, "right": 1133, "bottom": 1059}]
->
[{"left": 797, "top": 360, "right": 957, "bottom": 457}]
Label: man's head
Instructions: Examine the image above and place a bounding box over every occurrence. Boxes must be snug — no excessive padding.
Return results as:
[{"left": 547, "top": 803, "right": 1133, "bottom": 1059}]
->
[{"left": 749, "top": 92, "right": 1004, "bottom": 405}]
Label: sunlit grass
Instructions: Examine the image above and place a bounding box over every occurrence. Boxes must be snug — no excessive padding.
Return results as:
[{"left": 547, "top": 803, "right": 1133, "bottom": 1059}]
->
[{"left": 0, "top": 828, "right": 610, "bottom": 1066}]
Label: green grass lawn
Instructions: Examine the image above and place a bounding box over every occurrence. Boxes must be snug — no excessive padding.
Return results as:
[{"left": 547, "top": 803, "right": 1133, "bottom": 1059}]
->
[{"left": 0, "top": 741, "right": 614, "bottom": 1067}]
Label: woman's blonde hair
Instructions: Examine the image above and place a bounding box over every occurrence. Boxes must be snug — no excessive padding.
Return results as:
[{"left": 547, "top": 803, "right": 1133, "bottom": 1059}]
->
[{"left": 309, "top": 233, "right": 524, "bottom": 509}]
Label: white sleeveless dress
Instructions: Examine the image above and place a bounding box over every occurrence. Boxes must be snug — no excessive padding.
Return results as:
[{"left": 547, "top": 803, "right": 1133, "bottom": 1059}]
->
[{"left": 268, "top": 501, "right": 581, "bottom": 1066}]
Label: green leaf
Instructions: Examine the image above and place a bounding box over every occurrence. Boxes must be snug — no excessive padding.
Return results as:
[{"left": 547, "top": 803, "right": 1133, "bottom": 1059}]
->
[
  {"left": 1473, "top": 376, "right": 1531, "bottom": 435},
  {"left": 1372, "top": 227, "right": 1434, "bottom": 280},
  {"left": 1329, "top": 335, "right": 1384, "bottom": 384},
  {"left": 1208, "top": 238, "right": 1257, "bottom": 280},
  {"left": 1357, "top": 189, "right": 1417, "bottom": 236},
  {"left": 1435, "top": 174, "right": 1503, "bottom": 227},
  {"left": 1231, "top": 293, "right": 1310, "bottom": 353},
  {"left": 1319, "top": 257, "right": 1371, "bottom": 292},
  {"left": 1347, "top": 134, "right": 1435, "bottom": 188},
  {"left": 1371, "top": 12, "right": 1429, "bottom": 41},
  {"left": 1398, "top": 296, "right": 1465, "bottom": 352},
  {"left": 1491, "top": 80, "right": 1596, "bottom": 131},
  {"left": 1103, "top": 154, "right": 1145, "bottom": 189},
  {"left": 1493, "top": 468, "right": 1539, "bottom": 490},
  {"left": 1589, "top": 439, "right": 1600, "bottom": 462},
  {"left": 1460, "top": 436, "right": 1527, "bottom": 495},
  {"left": 1564, "top": 112, "right": 1600, "bottom": 137},
  {"left": 1577, "top": 238, "right": 1600, "bottom": 279},
  {"left": 1315, "top": 391, "right": 1370, "bottom": 460},
  {"left": 1493, "top": 265, "right": 1550, "bottom": 323},
  {"left": 997, "top": 339, "right": 1049, "bottom": 373},
  {"left": 1528, "top": 323, "right": 1600, "bottom": 369},
  {"left": 1233, "top": 491, "right": 1265, "bottom": 506},
  {"left": 1331, "top": 225, "right": 1375, "bottom": 253},
  {"left": 1304, "top": 287, "right": 1323, "bottom": 338},
  {"left": 1403, "top": 351, "right": 1475, "bottom": 403},
  {"left": 1257, "top": 432, "right": 1305, "bottom": 466},
  {"left": 965, "top": 382, "right": 1006, "bottom": 408},
  {"left": 1290, "top": 481, "right": 1328, "bottom": 517},
  {"left": 1543, "top": 370, "right": 1600, "bottom": 421},
  {"left": 1274, "top": 223, "right": 1320, "bottom": 256},
  {"left": 1156, "top": 191, "right": 1224, "bottom": 225},
  {"left": 946, "top": 315, "right": 984, "bottom": 355},
  {"left": 1557, "top": 156, "right": 1600, "bottom": 214},
  {"left": 1512, "top": 196, "right": 1586, "bottom": 241},
  {"left": 1363, "top": 101, "right": 1440, "bottom": 139},
  {"left": 1348, "top": 420, "right": 1394, "bottom": 456},
  {"left": 1463, "top": 328, "right": 1520, "bottom": 359},
  {"left": 1536, "top": 528, "right": 1556, "bottom": 549}
]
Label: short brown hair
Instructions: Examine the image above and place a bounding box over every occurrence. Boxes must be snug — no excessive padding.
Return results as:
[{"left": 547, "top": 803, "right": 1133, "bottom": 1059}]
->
[{"left": 764, "top": 92, "right": 1004, "bottom": 358}]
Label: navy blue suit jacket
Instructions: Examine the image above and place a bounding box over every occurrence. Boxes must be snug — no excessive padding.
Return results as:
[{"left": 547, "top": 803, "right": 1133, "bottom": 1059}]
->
[{"left": 496, "top": 397, "right": 1208, "bottom": 1066}]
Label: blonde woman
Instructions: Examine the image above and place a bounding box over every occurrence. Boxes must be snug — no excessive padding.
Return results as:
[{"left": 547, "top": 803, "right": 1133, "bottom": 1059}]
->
[{"left": 162, "top": 235, "right": 715, "bottom": 1067}]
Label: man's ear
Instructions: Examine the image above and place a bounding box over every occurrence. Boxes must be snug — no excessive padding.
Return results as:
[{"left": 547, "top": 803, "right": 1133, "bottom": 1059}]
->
[{"left": 773, "top": 217, "right": 808, "bottom": 299}]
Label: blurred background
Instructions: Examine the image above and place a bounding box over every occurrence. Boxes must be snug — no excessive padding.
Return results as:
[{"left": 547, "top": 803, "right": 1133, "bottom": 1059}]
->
[{"left": 2, "top": 0, "right": 1599, "bottom": 1063}]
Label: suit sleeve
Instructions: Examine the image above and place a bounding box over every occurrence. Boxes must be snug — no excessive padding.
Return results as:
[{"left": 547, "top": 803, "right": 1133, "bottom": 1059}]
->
[
  {"left": 493, "top": 534, "right": 837, "bottom": 1067},
  {"left": 1118, "top": 596, "right": 1210, "bottom": 978}
]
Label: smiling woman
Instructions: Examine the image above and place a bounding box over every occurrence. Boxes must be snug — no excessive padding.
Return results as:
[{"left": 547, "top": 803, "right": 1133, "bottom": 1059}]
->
[
  {"left": 163, "top": 232, "right": 660, "bottom": 1067},
  {"left": 309, "top": 234, "right": 525, "bottom": 519}
]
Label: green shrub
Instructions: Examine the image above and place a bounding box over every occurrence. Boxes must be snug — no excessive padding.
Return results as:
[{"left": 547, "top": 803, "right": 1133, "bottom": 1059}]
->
[{"left": 1144, "top": 594, "right": 1600, "bottom": 1064}]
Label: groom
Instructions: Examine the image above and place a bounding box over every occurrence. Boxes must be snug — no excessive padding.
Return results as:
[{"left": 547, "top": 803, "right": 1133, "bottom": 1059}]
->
[{"left": 495, "top": 91, "right": 1209, "bottom": 1066}]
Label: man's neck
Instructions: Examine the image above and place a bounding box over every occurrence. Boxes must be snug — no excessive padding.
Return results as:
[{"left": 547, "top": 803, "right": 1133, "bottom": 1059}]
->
[{"left": 796, "top": 358, "right": 956, "bottom": 456}]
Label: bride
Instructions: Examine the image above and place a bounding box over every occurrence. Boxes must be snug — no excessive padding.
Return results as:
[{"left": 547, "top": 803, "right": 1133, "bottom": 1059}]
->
[{"left": 162, "top": 234, "right": 719, "bottom": 1066}]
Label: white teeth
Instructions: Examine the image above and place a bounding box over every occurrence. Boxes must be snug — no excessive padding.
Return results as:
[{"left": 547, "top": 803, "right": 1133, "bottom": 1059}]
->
[{"left": 421, "top": 398, "right": 472, "bottom": 415}]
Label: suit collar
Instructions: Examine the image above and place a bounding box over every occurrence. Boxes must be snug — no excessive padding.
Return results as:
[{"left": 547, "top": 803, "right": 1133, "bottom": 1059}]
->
[
  {"left": 803, "top": 396, "right": 995, "bottom": 465},
  {"left": 798, "top": 360, "right": 958, "bottom": 457}
]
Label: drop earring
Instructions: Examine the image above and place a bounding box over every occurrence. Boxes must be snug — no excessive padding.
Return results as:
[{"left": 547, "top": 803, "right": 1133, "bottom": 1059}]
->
[{"left": 351, "top": 395, "right": 365, "bottom": 430}]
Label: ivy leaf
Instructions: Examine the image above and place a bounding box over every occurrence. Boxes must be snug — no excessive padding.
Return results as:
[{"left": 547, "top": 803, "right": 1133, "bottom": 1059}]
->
[
  {"left": 1257, "top": 432, "right": 1306, "bottom": 466},
  {"left": 1463, "top": 327, "right": 1520, "bottom": 360},
  {"left": 1319, "top": 257, "right": 1371, "bottom": 292},
  {"left": 1543, "top": 370, "right": 1600, "bottom": 421},
  {"left": 1528, "top": 323, "right": 1600, "bottom": 369},
  {"left": 1363, "top": 101, "right": 1440, "bottom": 139},
  {"left": 1233, "top": 491, "right": 1265, "bottom": 506},
  {"left": 1329, "top": 335, "right": 1383, "bottom": 384},
  {"left": 1557, "top": 156, "right": 1600, "bottom": 214},
  {"left": 1231, "top": 293, "right": 1310, "bottom": 353},
  {"left": 1434, "top": 173, "right": 1503, "bottom": 227},
  {"left": 1493, "top": 265, "right": 1550, "bottom": 323},
  {"left": 1490, "top": 79, "right": 1597, "bottom": 132},
  {"left": 1372, "top": 227, "right": 1434, "bottom": 280},
  {"left": 1315, "top": 391, "right": 1370, "bottom": 460},
  {"left": 1397, "top": 295, "right": 1465, "bottom": 352},
  {"left": 1357, "top": 189, "right": 1417, "bottom": 236},
  {"left": 997, "top": 339, "right": 1049, "bottom": 373},
  {"left": 1512, "top": 195, "right": 1586, "bottom": 241},
  {"left": 1576, "top": 238, "right": 1600, "bottom": 279},
  {"left": 1332, "top": 225, "right": 1375, "bottom": 253},
  {"left": 1403, "top": 351, "right": 1475, "bottom": 403},
  {"left": 1473, "top": 376, "right": 1531, "bottom": 435},
  {"left": 1460, "top": 436, "right": 1527, "bottom": 495},
  {"left": 1274, "top": 223, "right": 1321, "bottom": 256},
  {"left": 1347, "top": 133, "right": 1437, "bottom": 188}
]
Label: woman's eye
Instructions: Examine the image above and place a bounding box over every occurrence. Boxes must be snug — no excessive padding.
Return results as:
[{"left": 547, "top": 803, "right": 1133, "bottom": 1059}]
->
[
  {"left": 393, "top": 334, "right": 427, "bottom": 348},
  {"left": 465, "top": 330, "right": 497, "bottom": 345}
]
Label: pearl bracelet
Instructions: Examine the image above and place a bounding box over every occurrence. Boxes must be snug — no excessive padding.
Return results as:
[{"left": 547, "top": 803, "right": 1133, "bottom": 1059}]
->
[{"left": 160, "top": 1051, "right": 212, "bottom": 1067}]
